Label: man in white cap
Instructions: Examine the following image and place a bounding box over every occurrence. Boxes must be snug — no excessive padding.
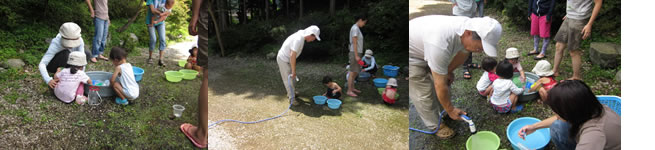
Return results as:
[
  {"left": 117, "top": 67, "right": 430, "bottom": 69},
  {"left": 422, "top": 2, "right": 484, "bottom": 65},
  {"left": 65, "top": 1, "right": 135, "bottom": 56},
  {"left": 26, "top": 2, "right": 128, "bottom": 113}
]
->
[
  {"left": 346, "top": 14, "right": 367, "bottom": 97},
  {"left": 277, "top": 25, "right": 321, "bottom": 106},
  {"left": 39, "top": 22, "right": 91, "bottom": 89},
  {"left": 408, "top": 15, "right": 501, "bottom": 138}
]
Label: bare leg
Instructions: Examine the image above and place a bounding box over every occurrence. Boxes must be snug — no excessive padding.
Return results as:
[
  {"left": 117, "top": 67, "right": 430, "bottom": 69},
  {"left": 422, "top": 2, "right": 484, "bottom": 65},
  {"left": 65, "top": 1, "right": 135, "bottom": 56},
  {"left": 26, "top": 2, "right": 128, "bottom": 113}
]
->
[
  {"left": 112, "top": 81, "right": 126, "bottom": 100},
  {"left": 552, "top": 42, "right": 567, "bottom": 77},
  {"left": 191, "top": 68, "right": 208, "bottom": 145},
  {"left": 569, "top": 50, "right": 582, "bottom": 80},
  {"left": 347, "top": 71, "right": 358, "bottom": 96},
  {"left": 538, "top": 88, "right": 548, "bottom": 103},
  {"left": 185, "top": 63, "right": 193, "bottom": 69},
  {"left": 510, "top": 93, "right": 518, "bottom": 110}
]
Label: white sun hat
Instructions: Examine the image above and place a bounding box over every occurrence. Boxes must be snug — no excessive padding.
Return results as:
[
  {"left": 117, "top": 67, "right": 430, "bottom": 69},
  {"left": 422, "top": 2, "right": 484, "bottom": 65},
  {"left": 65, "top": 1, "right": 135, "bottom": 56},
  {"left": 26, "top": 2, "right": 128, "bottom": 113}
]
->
[
  {"left": 386, "top": 78, "right": 397, "bottom": 87},
  {"left": 67, "top": 51, "right": 87, "bottom": 66},
  {"left": 505, "top": 47, "right": 520, "bottom": 59},
  {"left": 532, "top": 60, "right": 554, "bottom": 77},
  {"left": 59, "top": 22, "right": 82, "bottom": 48}
]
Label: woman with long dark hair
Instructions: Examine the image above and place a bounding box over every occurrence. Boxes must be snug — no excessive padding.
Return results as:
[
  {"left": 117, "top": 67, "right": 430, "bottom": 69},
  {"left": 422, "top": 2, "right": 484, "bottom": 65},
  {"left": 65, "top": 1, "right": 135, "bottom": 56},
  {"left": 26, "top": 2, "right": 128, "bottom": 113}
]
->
[{"left": 518, "top": 80, "right": 620, "bottom": 149}]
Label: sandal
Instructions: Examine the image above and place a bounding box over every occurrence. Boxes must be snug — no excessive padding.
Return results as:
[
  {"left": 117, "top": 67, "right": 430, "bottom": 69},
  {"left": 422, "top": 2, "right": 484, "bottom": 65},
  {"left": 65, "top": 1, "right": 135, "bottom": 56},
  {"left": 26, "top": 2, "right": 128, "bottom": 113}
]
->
[
  {"left": 180, "top": 123, "right": 208, "bottom": 148},
  {"left": 463, "top": 69, "right": 471, "bottom": 79},
  {"left": 158, "top": 60, "right": 166, "bottom": 67},
  {"left": 147, "top": 58, "right": 154, "bottom": 64},
  {"left": 534, "top": 53, "right": 546, "bottom": 60},
  {"left": 466, "top": 63, "right": 480, "bottom": 69},
  {"left": 510, "top": 105, "right": 524, "bottom": 114},
  {"left": 528, "top": 50, "right": 539, "bottom": 55},
  {"left": 436, "top": 123, "right": 456, "bottom": 139}
]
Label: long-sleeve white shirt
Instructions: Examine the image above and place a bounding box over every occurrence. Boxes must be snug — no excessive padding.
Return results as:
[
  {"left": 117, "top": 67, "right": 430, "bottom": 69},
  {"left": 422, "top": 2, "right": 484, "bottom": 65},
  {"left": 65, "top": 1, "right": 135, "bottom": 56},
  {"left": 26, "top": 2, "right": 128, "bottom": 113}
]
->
[
  {"left": 39, "top": 34, "right": 85, "bottom": 84},
  {"left": 490, "top": 78, "right": 523, "bottom": 105}
]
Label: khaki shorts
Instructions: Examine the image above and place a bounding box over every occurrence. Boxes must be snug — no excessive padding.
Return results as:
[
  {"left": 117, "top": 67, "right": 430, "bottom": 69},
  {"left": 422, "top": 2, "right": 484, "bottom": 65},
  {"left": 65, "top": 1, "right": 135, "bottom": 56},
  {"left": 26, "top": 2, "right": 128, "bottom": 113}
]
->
[
  {"left": 349, "top": 52, "right": 362, "bottom": 72},
  {"left": 554, "top": 18, "right": 589, "bottom": 51},
  {"left": 196, "top": 2, "right": 209, "bottom": 68}
]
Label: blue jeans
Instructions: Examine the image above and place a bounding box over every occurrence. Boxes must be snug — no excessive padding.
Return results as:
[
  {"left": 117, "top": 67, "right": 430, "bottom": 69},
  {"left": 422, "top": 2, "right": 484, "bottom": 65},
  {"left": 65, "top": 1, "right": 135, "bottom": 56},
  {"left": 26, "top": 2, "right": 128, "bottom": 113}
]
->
[
  {"left": 92, "top": 17, "right": 109, "bottom": 57},
  {"left": 148, "top": 22, "right": 166, "bottom": 51},
  {"left": 476, "top": 1, "right": 484, "bottom": 17},
  {"left": 550, "top": 120, "right": 577, "bottom": 150}
]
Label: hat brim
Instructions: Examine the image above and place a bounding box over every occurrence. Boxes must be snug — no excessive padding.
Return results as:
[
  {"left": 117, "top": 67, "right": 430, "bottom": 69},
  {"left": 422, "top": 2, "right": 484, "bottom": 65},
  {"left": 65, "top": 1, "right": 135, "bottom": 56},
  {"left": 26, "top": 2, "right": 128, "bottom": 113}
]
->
[
  {"left": 535, "top": 70, "right": 554, "bottom": 77},
  {"left": 481, "top": 39, "right": 497, "bottom": 57},
  {"left": 315, "top": 35, "right": 321, "bottom": 41},
  {"left": 62, "top": 39, "right": 81, "bottom": 48}
]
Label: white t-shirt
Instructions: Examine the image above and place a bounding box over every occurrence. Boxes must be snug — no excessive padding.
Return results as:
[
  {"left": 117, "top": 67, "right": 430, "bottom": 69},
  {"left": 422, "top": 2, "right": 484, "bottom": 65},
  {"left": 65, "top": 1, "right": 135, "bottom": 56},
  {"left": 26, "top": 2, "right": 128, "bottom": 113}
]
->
[
  {"left": 349, "top": 24, "right": 364, "bottom": 53},
  {"left": 476, "top": 71, "right": 492, "bottom": 92},
  {"left": 490, "top": 78, "right": 523, "bottom": 105},
  {"left": 118, "top": 63, "right": 139, "bottom": 100},
  {"left": 409, "top": 15, "right": 468, "bottom": 75},
  {"left": 277, "top": 30, "right": 306, "bottom": 63}
]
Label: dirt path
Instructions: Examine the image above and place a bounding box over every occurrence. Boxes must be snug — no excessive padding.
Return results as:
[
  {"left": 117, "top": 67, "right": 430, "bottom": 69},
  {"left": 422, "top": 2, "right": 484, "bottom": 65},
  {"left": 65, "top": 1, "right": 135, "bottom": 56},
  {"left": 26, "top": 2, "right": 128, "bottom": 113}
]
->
[
  {"left": 208, "top": 56, "right": 409, "bottom": 149},
  {"left": 0, "top": 39, "right": 202, "bottom": 149}
]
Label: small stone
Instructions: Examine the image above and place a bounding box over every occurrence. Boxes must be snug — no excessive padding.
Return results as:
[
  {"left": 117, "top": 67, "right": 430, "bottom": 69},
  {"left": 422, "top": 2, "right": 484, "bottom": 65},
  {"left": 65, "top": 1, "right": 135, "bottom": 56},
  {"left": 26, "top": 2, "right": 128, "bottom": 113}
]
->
[
  {"left": 5, "top": 59, "right": 25, "bottom": 69},
  {"left": 615, "top": 70, "right": 621, "bottom": 82},
  {"left": 0, "top": 67, "right": 6, "bottom": 73},
  {"left": 129, "top": 33, "right": 139, "bottom": 43},
  {"left": 168, "top": 114, "right": 176, "bottom": 120}
]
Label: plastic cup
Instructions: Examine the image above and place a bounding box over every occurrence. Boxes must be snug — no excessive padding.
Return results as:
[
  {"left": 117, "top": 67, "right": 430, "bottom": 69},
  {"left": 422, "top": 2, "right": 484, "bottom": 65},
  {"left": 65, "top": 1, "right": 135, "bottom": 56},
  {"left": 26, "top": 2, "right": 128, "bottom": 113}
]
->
[{"left": 173, "top": 104, "right": 185, "bottom": 118}]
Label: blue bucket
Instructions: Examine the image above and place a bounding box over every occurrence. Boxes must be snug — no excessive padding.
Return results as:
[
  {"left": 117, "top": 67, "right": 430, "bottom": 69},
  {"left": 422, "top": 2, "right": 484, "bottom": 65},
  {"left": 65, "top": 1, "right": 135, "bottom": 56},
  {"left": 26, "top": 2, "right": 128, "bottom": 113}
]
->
[
  {"left": 507, "top": 117, "right": 550, "bottom": 150},
  {"left": 313, "top": 96, "right": 328, "bottom": 105},
  {"left": 133, "top": 66, "right": 144, "bottom": 82},
  {"left": 597, "top": 95, "right": 621, "bottom": 116},
  {"left": 383, "top": 65, "right": 399, "bottom": 77},
  {"left": 373, "top": 78, "right": 388, "bottom": 88},
  {"left": 327, "top": 99, "right": 342, "bottom": 109}
]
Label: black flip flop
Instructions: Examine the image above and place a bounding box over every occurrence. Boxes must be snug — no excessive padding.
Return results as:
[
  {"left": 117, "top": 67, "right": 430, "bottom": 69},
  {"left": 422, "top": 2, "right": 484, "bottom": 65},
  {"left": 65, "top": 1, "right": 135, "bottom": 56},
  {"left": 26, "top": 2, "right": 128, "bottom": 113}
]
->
[
  {"left": 528, "top": 50, "right": 539, "bottom": 55},
  {"left": 463, "top": 69, "right": 472, "bottom": 79},
  {"left": 534, "top": 54, "right": 546, "bottom": 60},
  {"left": 466, "top": 63, "right": 480, "bottom": 69}
]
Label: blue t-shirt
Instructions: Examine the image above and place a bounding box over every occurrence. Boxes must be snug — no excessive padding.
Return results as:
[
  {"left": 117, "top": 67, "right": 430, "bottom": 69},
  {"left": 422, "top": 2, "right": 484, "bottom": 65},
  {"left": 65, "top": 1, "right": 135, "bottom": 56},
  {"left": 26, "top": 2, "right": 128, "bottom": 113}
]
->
[{"left": 146, "top": 0, "right": 167, "bottom": 26}]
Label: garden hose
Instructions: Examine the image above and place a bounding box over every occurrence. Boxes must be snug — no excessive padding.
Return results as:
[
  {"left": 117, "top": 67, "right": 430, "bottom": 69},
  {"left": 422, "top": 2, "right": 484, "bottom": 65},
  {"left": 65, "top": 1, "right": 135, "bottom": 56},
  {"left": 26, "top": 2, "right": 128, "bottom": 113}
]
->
[{"left": 208, "top": 75, "right": 296, "bottom": 128}]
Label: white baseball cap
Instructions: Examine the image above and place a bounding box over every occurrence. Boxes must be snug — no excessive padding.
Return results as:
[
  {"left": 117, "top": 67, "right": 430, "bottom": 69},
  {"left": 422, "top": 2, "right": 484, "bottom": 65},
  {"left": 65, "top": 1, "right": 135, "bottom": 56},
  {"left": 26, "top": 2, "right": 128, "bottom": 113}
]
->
[
  {"left": 505, "top": 47, "right": 520, "bottom": 59},
  {"left": 67, "top": 51, "right": 87, "bottom": 66},
  {"left": 386, "top": 78, "right": 397, "bottom": 87},
  {"left": 463, "top": 17, "right": 502, "bottom": 57},
  {"left": 365, "top": 49, "right": 373, "bottom": 57},
  {"left": 59, "top": 22, "right": 82, "bottom": 48},
  {"left": 532, "top": 60, "right": 554, "bottom": 77},
  {"left": 304, "top": 25, "right": 321, "bottom": 41}
]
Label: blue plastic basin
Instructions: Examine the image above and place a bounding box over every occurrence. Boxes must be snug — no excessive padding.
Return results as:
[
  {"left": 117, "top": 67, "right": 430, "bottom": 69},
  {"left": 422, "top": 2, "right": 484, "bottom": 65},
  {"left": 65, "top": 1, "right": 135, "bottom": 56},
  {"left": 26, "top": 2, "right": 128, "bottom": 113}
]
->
[
  {"left": 133, "top": 66, "right": 144, "bottom": 82},
  {"left": 383, "top": 65, "right": 399, "bottom": 77},
  {"left": 507, "top": 117, "right": 550, "bottom": 150},
  {"left": 327, "top": 99, "right": 342, "bottom": 109},
  {"left": 373, "top": 78, "right": 388, "bottom": 88},
  {"left": 313, "top": 96, "right": 328, "bottom": 105}
]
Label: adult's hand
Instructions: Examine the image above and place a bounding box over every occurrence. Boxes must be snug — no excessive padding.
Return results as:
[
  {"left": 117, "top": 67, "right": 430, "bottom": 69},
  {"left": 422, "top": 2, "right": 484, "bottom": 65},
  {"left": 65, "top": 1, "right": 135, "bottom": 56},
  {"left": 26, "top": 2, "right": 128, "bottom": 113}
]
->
[
  {"left": 48, "top": 78, "right": 59, "bottom": 89},
  {"left": 189, "top": 20, "right": 198, "bottom": 36},
  {"left": 581, "top": 24, "right": 592, "bottom": 40},
  {"left": 518, "top": 124, "right": 537, "bottom": 140},
  {"left": 90, "top": 12, "right": 95, "bottom": 18},
  {"left": 291, "top": 71, "right": 296, "bottom": 81},
  {"left": 355, "top": 56, "right": 361, "bottom": 62},
  {"left": 562, "top": 16, "right": 567, "bottom": 20},
  {"left": 447, "top": 107, "right": 467, "bottom": 120}
]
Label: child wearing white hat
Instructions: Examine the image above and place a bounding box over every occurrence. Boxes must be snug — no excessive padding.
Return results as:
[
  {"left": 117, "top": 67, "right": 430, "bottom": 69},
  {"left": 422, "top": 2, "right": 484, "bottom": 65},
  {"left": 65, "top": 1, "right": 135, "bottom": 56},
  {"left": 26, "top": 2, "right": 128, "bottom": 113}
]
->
[
  {"left": 505, "top": 47, "right": 526, "bottom": 83},
  {"left": 382, "top": 78, "right": 398, "bottom": 104},
  {"left": 54, "top": 51, "right": 93, "bottom": 104},
  {"left": 361, "top": 49, "right": 378, "bottom": 77},
  {"left": 528, "top": 60, "right": 558, "bottom": 103}
]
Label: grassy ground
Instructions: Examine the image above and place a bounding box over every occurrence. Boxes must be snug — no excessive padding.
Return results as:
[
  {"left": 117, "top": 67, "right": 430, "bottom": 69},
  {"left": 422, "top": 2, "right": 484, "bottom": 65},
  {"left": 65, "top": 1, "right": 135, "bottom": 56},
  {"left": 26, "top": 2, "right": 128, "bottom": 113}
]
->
[
  {"left": 0, "top": 43, "right": 203, "bottom": 149},
  {"left": 408, "top": 0, "right": 620, "bottom": 149},
  {"left": 208, "top": 56, "right": 409, "bottom": 149}
]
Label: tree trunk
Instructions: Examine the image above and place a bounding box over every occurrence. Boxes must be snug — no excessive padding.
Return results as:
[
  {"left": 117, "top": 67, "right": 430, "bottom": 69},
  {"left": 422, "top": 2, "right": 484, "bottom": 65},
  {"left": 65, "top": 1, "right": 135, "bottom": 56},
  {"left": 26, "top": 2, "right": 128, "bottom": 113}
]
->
[
  {"left": 299, "top": 0, "right": 303, "bottom": 19},
  {"left": 117, "top": 0, "right": 145, "bottom": 33},
  {"left": 241, "top": 0, "right": 247, "bottom": 24},
  {"left": 265, "top": 0, "right": 269, "bottom": 20},
  {"left": 286, "top": 0, "right": 289, "bottom": 17},
  {"left": 330, "top": 0, "right": 335, "bottom": 15},
  {"left": 218, "top": 0, "right": 227, "bottom": 29},
  {"left": 209, "top": 0, "right": 226, "bottom": 57}
]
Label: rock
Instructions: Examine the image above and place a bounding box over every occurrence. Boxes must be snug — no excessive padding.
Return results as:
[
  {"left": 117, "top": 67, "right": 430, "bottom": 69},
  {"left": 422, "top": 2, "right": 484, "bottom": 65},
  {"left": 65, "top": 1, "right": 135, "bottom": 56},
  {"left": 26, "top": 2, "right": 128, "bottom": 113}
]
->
[
  {"left": 0, "top": 67, "right": 6, "bottom": 73},
  {"left": 266, "top": 52, "right": 277, "bottom": 60},
  {"left": 402, "top": 66, "right": 409, "bottom": 75},
  {"left": 589, "top": 42, "right": 620, "bottom": 68},
  {"left": 129, "top": 33, "right": 138, "bottom": 43},
  {"left": 615, "top": 69, "right": 621, "bottom": 82},
  {"left": 5, "top": 59, "right": 25, "bottom": 69}
]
